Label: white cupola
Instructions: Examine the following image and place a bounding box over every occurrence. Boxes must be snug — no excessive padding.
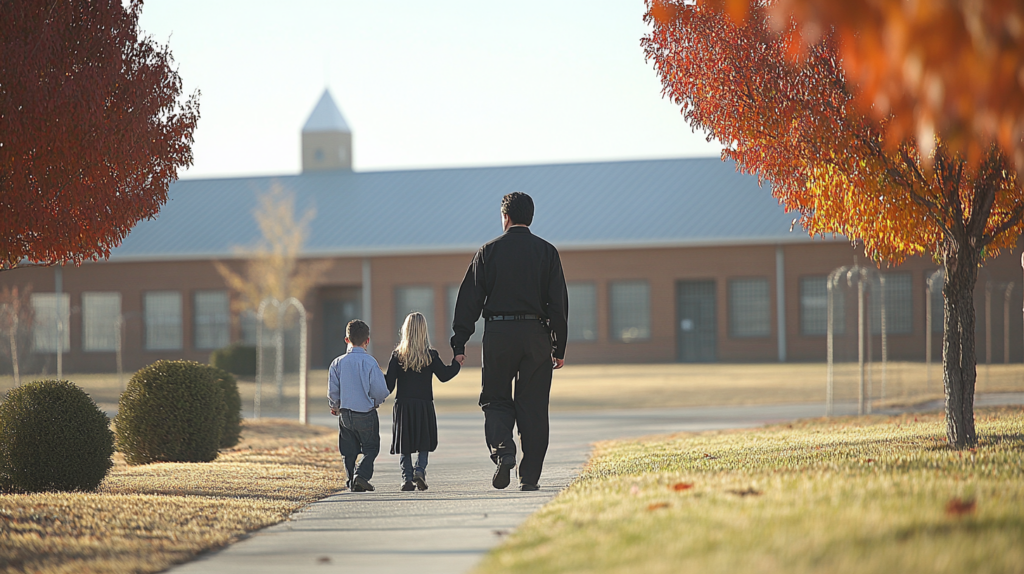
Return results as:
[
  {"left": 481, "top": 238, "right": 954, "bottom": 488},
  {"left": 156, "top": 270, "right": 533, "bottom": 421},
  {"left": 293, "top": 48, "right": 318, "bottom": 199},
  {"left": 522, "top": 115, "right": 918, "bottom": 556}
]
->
[{"left": 301, "top": 89, "right": 352, "bottom": 172}]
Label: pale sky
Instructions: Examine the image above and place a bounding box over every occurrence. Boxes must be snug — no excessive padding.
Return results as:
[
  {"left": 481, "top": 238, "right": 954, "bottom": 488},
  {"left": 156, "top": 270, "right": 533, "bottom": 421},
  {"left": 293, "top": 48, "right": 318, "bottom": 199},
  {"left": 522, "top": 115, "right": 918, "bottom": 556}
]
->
[{"left": 137, "top": 0, "right": 723, "bottom": 179}]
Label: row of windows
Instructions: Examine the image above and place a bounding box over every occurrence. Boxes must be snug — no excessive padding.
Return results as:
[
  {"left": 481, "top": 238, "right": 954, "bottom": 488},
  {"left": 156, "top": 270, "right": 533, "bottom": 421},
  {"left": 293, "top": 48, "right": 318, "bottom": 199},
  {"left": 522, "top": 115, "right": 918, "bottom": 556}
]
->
[
  {"left": 394, "top": 282, "right": 654, "bottom": 344},
  {"left": 799, "top": 273, "right": 913, "bottom": 336},
  {"left": 30, "top": 290, "right": 230, "bottom": 353},
  {"left": 28, "top": 272, "right": 918, "bottom": 354},
  {"left": 394, "top": 273, "right": 915, "bottom": 346}
]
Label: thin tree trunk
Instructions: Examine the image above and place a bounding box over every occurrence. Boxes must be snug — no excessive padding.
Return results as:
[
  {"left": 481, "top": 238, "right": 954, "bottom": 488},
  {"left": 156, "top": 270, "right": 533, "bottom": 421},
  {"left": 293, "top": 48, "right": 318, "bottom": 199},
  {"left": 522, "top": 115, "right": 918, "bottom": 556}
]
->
[
  {"left": 8, "top": 313, "right": 19, "bottom": 386},
  {"left": 942, "top": 239, "right": 980, "bottom": 448}
]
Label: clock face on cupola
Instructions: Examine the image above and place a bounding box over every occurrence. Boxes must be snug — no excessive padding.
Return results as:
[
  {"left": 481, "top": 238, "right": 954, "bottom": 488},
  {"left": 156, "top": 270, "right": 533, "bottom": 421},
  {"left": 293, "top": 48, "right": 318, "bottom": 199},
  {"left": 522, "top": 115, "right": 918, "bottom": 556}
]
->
[{"left": 301, "top": 89, "right": 353, "bottom": 173}]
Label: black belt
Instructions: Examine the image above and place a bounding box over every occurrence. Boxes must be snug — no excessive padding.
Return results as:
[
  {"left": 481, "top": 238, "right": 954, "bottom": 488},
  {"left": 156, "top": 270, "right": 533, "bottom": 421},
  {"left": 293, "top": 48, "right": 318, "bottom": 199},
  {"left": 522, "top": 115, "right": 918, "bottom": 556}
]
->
[{"left": 487, "top": 314, "right": 540, "bottom": 322}]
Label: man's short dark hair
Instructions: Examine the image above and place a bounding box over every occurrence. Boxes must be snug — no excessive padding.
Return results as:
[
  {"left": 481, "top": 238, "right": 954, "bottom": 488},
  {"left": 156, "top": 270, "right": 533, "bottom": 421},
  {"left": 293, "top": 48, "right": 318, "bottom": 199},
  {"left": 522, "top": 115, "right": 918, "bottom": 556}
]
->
[
  {"left": 346, "top": 319, "right": 370, "bottom": 346},
  {"left": 501, "top": 192, "right": 534, "bottom": 226}
]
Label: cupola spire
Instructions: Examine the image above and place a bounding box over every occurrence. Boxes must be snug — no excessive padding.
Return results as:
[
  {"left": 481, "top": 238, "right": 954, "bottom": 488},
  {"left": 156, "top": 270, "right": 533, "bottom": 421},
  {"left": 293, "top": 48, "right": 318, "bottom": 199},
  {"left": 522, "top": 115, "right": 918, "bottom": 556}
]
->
[{"left": 302, "top": 89, "right": 352, "bottom": 172}]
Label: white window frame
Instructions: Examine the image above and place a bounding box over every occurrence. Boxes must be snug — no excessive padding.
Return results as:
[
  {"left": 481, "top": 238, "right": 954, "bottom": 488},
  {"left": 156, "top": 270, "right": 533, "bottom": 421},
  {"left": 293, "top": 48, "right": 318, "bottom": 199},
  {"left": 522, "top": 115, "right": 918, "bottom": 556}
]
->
[
  {"left": 567, "top": 282, "right": 597, "bottom": 342},
  {"left": 82, "top": 292, "right": 121, "bottom": 352},
  {"left": 145, "top": 291, "right": 183, "bottom": 351},
  {"left": 194, "top": 290, "right": 230, "bottom": 350},
  {"left": 609, "top": 281, "right": 650, "bottom": 343},
  {"left": 31, "top": 293, "right": 70, "bottom": 353}
]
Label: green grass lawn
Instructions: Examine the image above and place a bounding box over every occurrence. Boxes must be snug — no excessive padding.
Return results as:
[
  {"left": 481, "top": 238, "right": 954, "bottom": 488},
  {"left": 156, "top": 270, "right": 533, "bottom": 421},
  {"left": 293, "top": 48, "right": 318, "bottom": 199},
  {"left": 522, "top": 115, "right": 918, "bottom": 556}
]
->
[{"left": 476, "top": 407, "right": 1024, "bottom": 574}]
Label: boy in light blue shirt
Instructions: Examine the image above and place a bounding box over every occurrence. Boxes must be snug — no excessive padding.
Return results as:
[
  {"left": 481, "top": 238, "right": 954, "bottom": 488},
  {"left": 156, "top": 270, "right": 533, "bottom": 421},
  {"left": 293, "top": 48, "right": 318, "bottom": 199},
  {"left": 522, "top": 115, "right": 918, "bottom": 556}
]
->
[{"left": 328, "top": 319, "right": 390, "bottom": 492}]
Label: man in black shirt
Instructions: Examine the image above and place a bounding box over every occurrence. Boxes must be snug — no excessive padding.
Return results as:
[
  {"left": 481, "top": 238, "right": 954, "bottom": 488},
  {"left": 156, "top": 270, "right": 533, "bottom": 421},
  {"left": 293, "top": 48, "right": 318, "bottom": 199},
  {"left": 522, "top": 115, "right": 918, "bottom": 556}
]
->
[{"left": 451, "top": 192, "right": 568, "bottom": 491}]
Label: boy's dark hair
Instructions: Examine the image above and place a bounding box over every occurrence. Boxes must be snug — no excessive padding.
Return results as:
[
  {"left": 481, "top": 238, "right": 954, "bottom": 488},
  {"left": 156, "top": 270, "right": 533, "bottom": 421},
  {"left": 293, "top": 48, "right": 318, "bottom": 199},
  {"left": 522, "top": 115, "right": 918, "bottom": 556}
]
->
[
  {"left": 501, "top": 192, "right": 534, "bottom": 226},
  {"left": 346, "top": 320, "right": 370, "bottom": 346}
]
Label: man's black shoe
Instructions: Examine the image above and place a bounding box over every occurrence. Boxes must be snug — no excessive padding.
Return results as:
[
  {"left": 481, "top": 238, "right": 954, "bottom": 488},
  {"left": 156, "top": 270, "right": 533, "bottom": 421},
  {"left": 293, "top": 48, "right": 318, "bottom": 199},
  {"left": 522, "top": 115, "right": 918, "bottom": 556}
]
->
[
  {"left": 492, "top": 457, "right": 516, "bottom": 489},
  {"left": 401, "top": 480, "right": 416, "bottom": 491},
  {"left": 351, "top": 476, "right": 375, "bottom": 492},
  {"left": 519, "top": 483, "right": 540, "bottom": 491},
  {"left": 413, "top": 470, "right": 429, "bottom": 491}
]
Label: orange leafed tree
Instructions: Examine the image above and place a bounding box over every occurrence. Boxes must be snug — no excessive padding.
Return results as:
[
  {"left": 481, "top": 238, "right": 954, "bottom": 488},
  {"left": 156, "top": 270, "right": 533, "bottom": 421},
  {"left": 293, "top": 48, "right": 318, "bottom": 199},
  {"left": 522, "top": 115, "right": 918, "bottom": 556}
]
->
[
  {"left": 643, "top": 0, "right": 1024, "bottom": 447},
  {"left": 0, "top": 0, "right": 199, "bottom": 269}
]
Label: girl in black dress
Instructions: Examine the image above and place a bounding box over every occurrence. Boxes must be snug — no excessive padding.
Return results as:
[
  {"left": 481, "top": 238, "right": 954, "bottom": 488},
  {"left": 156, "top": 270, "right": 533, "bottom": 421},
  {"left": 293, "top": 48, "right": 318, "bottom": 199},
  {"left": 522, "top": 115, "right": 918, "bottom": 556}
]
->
[{"left": 385, "top": 312, "right": 461, "bottom": 491}]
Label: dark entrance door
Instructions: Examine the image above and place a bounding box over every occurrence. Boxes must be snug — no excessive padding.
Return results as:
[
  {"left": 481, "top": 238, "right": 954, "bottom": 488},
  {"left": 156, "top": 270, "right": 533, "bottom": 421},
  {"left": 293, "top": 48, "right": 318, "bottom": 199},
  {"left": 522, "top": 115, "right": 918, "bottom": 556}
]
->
[
  {"left": 677, "top": 280, "right": 717, "bottom": 362},
  {"left": 321, "top": 287, "right": 361, "bottom": 367}
]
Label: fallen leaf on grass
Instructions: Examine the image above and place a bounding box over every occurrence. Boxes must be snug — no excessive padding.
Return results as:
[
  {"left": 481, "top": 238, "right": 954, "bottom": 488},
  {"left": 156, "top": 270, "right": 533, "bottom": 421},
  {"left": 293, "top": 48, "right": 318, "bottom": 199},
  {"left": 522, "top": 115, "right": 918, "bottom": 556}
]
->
[
  {"left": 647, "top": 502, "right": 670, "bottom": 511},
  {"left": 728, "top": 488, "right": 762, "bottom": 497},
  {"left": 671, "top": 482, "right": 694, "bottom": 491},
  {"left": 703, "top": 454, "right": 718, "bottom": 460},
  {"left": 863, "top": 458, "right": 875, "bottom": 463},
  {"left": 946, "top": 498, "right": 976, "bottom": 517}
]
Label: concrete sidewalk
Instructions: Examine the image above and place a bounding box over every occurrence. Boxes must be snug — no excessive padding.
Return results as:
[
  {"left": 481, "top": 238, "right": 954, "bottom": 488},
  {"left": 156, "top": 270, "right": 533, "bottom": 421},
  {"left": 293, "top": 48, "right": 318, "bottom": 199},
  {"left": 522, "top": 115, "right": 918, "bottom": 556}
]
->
[{"left": 170, "top": 395, "right": 1024, "bottom": 574}]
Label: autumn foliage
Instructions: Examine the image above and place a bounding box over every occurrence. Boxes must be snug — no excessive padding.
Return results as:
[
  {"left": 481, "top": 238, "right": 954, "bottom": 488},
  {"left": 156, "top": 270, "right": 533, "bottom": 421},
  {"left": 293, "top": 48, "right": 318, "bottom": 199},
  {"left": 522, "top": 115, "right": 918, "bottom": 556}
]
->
[
  {"left": 643, "top": 0, "right": 1024, "bottom": 447},
  {"left": 0, "top": 0, "right": 199, "bottom": 269}
]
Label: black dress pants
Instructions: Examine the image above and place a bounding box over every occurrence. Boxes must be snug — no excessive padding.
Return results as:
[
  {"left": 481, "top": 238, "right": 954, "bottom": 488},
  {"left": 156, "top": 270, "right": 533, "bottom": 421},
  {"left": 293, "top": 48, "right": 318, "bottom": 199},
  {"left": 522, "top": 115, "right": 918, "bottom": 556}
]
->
[{"left": 479, "top": 319, "right": 553, "bottom": 485}]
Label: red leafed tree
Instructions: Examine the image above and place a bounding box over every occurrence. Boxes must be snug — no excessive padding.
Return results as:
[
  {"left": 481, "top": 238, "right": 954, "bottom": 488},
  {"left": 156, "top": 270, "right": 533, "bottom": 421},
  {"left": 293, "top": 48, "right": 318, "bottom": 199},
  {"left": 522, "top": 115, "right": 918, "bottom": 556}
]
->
[
  {"left": 643, "top": 0, "right": 1024, "bottom": 447},
  {"left": 768, "top": 0, "right": 1024, "bottom": 169},
  {"left": 0, "top": 0, "right": 199, "bottom": 269}
]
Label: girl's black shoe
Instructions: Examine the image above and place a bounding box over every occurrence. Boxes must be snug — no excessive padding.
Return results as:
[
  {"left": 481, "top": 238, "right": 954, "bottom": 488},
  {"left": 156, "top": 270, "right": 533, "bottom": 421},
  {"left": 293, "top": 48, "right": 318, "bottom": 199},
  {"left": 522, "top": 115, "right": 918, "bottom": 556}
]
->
[{"left": 413, "top": 471, "right": 428, "bottom": 491}]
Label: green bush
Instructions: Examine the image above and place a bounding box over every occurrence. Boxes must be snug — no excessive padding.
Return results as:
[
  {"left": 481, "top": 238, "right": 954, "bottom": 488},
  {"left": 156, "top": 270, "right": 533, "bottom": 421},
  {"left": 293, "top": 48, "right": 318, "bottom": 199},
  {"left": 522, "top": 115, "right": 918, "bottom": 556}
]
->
[
  {"left": 210, "top": 344, "right": 257, "bottom": 376},
  {"left": 0, "top": 380, "right": 114, "bottom": 493},
  {"left": 115, "top": 360, "right": 225, "bottom": 465},
  {"left": 200, "top": 364, "right": 242, "bottom": 449}
]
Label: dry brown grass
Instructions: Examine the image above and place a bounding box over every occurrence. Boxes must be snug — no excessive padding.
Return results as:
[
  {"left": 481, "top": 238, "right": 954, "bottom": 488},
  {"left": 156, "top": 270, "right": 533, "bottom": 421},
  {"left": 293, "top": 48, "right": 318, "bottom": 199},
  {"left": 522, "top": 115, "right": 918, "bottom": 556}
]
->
[{"left": 0, "top": 419, "right": 344, "bottom": 574}]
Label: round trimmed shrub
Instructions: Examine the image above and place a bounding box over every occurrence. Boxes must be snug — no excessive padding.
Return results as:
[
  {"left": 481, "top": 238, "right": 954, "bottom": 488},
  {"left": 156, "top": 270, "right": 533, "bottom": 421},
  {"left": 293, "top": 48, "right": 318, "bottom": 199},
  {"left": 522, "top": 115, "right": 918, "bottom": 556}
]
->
[
  {"left": 200, "top": 364, "right": 242, "bottom": 449},
  {"left": 210, "top": 343, "right": 256, "bottom": 376},
  {"left": 0, "top": 380, "right": 114, "bottom": 493},
  {"left": 115, "top": 360, "right": 225, "bottom": 465}
]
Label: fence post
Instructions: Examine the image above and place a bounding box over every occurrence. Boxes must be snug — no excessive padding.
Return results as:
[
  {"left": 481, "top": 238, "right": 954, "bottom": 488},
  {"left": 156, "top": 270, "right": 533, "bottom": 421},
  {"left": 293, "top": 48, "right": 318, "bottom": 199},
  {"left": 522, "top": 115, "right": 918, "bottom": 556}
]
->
[
  {"left": 1004, "top": 282, "right": 1015, "bottom": 364},
  {"left": 986, "top": 281, "right": 993, "bottom": 382},
  {"left": 283, "top": 297, "right": 308, "bottom": 425},
  {"left": 255, "top": 299, "right": 274, "bottom": 419},
  {"left": 858, "top": 271, "right": 866, "bottom": 416}
]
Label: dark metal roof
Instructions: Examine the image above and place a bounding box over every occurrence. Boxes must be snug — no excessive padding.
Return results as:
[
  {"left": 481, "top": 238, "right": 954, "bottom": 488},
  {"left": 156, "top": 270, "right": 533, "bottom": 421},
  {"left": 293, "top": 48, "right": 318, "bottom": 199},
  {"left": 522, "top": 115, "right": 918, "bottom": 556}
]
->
[{"left": 108, "top": 157, "right": 814, "bottom": 261}]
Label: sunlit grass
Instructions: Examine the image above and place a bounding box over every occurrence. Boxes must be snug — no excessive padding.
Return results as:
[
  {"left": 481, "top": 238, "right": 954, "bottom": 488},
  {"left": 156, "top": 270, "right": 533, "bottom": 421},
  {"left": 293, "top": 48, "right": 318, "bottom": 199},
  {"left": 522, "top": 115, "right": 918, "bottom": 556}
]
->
[
  {"left": 0, "top": 419, "right": 344, "bottom": 574},
  {"left": 3, "top": 362, "right": 1023, "bottom": 415},
  {"left": 476, "top": 407, "right": 1024, "bottom": 574}
]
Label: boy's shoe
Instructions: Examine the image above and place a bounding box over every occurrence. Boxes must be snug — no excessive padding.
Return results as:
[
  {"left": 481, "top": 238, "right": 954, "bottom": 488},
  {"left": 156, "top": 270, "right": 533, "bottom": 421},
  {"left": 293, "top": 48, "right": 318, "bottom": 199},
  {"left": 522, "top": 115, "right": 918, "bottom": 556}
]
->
[
  {"left": 413, "top": 470, "right": 428, "bottom": 491},
  {"left": 492, "top": 456, "right": 516, "bottom": 489},
  {"left": 519, "top": 482, "right": 540, "bottom": 491},
  {"left": 401, "top": 480, "right": 416, "bottom": 491},
  {"left": 351, "top": 476, "right": 375, "bottom": 492}
]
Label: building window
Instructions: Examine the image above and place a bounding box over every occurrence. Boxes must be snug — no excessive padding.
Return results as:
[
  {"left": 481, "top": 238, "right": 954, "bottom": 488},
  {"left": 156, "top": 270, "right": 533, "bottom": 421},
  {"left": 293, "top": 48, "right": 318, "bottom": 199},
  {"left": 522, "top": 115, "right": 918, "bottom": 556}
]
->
[
  {"left": 395, "top": 286, "right": 435, "bottom": 341},
  {"left": 800, "top": 276, "right": 845, "bottom": 335},
  {"left": 195, "top": 291, "right": 230, "bottom": 350},
  {"left": 729, "top": 278, "right": 771, "bottom": 338},
  {"left": 567, "top": 283, "right": 597, "bottom": 341},
  {"left": 82, "top": 292, "right": 121, "bottom": 352},
  {"left": 446, "top": 285, "right": 483, "bottom": 344},
  {"left": 240, "top": 309, "right": 259, "bottom": 345},
  {"left": 609, "top": 281, "right": 650, "bottom": 342},
  {"left": 31, "top": 293, "right": 70, "bottom": 352},
  {"left": 145, "top": 291, "right": 182, "bottom": 350},
  {"left": 872, "top": 273, "right": 912, "bottom": 334}
]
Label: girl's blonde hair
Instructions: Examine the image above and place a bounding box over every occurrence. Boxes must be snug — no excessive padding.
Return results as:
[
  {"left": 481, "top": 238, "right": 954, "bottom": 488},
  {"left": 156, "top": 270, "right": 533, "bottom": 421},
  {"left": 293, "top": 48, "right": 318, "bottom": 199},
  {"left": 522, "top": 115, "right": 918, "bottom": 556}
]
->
[{"left": 395, "top": 312, "right": 432, "bottom": 372}]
